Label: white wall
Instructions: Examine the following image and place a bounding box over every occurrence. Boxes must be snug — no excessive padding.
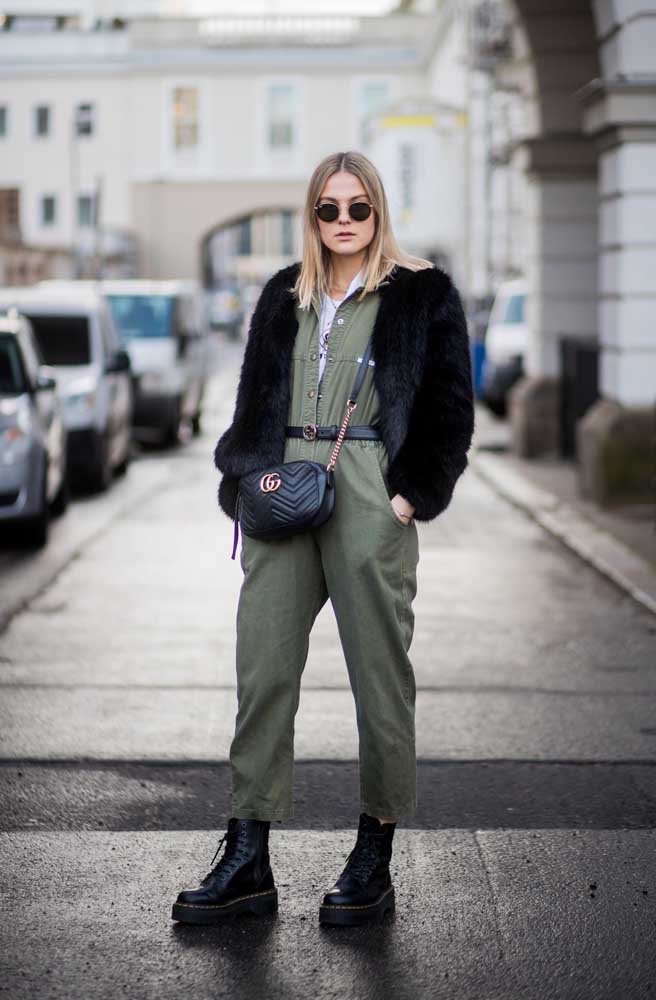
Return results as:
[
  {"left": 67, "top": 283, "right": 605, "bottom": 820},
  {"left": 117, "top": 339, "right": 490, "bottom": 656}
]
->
[
  {"left": 423, "top": 6, "right": 469, "bottom": 283},
  {"left": 0, "top": 75, "right": 132, "bottom": 245},
  {"left": 0, "top": 52, "right": 422, "bottom": 254},
  {"left": 0, "top": 9, "right": 459, "bottom": 280}
]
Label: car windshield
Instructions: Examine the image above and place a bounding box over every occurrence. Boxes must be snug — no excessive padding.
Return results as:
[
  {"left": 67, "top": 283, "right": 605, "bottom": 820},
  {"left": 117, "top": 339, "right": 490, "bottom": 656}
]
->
[
  {"left": 0, "top": 335, "right": 28, "bottom": 393},
  {"left": 106, "top": 295, "right": 175, "bottom": 340},
  {"left": 503, "top": 294, "right": 525, "bottom": 324},
  {"left": 25, "top": 314, "right": 91, "bottom": 365}
]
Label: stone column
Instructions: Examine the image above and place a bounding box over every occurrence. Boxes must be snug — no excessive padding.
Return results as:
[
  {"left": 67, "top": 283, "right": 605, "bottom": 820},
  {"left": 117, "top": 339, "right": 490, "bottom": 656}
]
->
[
  {"left": 575, "top": 2, "right": 656, "bottom": 504},
  {"left": 509, "top": 135, "right": 598, "bottom": 456},
  {"left": 501, "top": 0, "right": 600, "bottom": 458}
]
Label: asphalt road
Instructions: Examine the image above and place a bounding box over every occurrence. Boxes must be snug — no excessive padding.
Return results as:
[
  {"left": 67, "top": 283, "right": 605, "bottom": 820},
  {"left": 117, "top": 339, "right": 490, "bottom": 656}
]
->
[{"left": 1, "top": 339, "right": 655, "bottom": 1000}]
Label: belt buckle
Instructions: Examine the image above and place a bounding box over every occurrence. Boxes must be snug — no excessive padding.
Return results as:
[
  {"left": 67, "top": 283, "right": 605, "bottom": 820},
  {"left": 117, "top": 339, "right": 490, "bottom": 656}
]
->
[{"left": 302, "top": 423, "right": 317, "bottom": 441}]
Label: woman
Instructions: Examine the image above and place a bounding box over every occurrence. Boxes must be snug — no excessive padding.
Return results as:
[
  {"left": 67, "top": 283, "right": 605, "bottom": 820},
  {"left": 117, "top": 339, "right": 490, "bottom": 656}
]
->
[{"left": 172, "top": 151, "right": 474, "bottom": 927}]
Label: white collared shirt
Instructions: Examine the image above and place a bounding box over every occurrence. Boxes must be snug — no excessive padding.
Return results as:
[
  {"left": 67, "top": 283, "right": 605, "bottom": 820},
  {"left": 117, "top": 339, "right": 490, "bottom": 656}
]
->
[{"left": 318, "top": 269, "right": 364, "bottom": 382}]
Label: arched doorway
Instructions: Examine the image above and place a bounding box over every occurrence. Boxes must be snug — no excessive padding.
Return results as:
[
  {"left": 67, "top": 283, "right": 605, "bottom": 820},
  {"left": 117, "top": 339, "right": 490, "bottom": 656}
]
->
[
  {"left": 200, "top": 205, "right": 301, "bottom": 337},
  {"left": 200, "top": 206, "right": 301, "bottom": 288}
]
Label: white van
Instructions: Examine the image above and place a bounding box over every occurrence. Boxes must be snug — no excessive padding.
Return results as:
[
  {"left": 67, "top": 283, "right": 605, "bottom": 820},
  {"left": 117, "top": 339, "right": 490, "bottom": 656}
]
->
[
  {"left": 0, "top": 284, "right": 132, "bottom": 490},
  {"left": 101, "top": 280, "right": 210, "bottom": 444},
  {"left": 481, "top": 279, "right": 527, "bottom": 417}
]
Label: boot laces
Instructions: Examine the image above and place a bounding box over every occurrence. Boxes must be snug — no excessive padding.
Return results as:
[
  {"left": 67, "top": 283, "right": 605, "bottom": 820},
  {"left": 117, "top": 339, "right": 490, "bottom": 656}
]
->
[
  {"left": 343, "top": 832, "right": 386, "bottom": 884},
  {"left": 202, "top": 828, "right": 251, "bottom": 883}
]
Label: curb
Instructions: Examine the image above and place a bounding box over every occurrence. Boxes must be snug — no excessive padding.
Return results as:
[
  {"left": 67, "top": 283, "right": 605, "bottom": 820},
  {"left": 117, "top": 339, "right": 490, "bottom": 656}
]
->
[{"left": 469, "top": 449, "right": 656, "bottom": 617}]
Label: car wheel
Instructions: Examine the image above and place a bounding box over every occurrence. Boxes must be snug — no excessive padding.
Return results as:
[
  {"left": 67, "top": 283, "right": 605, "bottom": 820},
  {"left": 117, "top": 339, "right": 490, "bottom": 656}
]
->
[
  {"left": 482, "top": 393, "right": 507, "bottom": 418},
  {"left": 481, "top": 390, "right": 508, "bottom": 417},
  {"left": 88, "top": 432, "right": 113, "bottom": 493},
  {"left": 23, "top": 462, "right": 49, "bottom": 548},
  {"left": 50, "top": 465, "right": 70, "bottom": 517},
  {"left": 163, "top": 399, "right": 181, "bottom": 447},
  {"left": 114, "top": 439, "right": 132, "bottom": 478}
]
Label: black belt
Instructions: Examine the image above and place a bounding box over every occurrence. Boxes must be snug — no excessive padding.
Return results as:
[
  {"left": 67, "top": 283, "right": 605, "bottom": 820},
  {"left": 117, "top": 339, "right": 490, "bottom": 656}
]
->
[{"left": 285, "top": 424, "right": 381, "bottom": 442}]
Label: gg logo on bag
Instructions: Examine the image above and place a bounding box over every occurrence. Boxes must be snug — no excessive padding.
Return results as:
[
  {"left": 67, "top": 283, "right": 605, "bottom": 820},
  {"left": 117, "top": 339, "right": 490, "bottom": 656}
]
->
[{"left": 260, "top": 472, "right": 282, "bottom": 493}]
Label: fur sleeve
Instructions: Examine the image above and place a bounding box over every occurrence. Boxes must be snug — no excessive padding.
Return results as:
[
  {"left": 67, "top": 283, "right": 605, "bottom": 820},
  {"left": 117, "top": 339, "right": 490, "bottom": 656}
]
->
[
  {"left": 213, "top": 276, "right": 277, "bottom": 519},
  {"left": 386, "top": 282, "right": 475, "bottom": 521},
  {"left": 213, "top": 265, "right": 297, "bottom": 520}
]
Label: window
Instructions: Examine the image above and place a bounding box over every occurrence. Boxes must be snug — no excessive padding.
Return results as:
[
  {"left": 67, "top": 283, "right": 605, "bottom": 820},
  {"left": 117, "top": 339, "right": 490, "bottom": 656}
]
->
[
  {"left": 236, "top": 219, "right": 251, "bottom": 256},
  {"left": 75, "top": 102, "right": 94, "bottom": 137},
  {"left": 40, "top": 195, "right": 56, "bottom": 226},
  {"left": 172, "top": 87, "right": 198, "bottom": 149},
  {"left": 280, "top": 210, "right": 294, "bottom": 256},
  {"left": 0, "top": 106, "right": 7, "bottom": 137},
  {"left": 77, "top": 194, "right": 96, "bottom": 227},
  {"left": 503, "top": 294, "right": 525, "bottom": 324},
  {"left": 163, "top": 82, "right": 207, "bottom": 173},
  {"left": 358, "top": 81, "right": 389, "bottom": 147},
  {"left": 26, "top": 315, "right": 91, "bottom": 365},
  {"left": 34, "top": 104, "right": 50, "bottom": 137},
  {"left": 0, "top": 336, "right": 28, "bottom": 394},
  {"left": 490, "top": 290, "right": 526, "bottom": 327},
  {"left": 267, "top": 84, "right": 295, "bottom": 150},
  {"left": 106, "top": 295, "right": 175, "bottom": 340}
]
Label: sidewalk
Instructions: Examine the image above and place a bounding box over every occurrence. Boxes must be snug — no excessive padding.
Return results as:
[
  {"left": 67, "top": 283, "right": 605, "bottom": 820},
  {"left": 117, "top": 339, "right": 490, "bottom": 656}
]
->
[{"left": 470, "top": 403, "right": 656, "bottom": 615}]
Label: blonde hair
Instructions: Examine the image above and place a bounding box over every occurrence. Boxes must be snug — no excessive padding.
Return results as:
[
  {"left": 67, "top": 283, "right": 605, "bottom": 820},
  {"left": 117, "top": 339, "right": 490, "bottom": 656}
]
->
[{"left": 293, "top": 150, "right": 433, "bottom": 309}]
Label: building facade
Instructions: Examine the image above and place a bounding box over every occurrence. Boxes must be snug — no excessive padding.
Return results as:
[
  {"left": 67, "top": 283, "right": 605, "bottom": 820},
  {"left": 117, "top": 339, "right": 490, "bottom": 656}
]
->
[
  {"left": 426, "top": 0, "right": 655, "bottom": 505},
  {"left": 0, "top": 10, "right": 456, "bottom": 282},
  {"left": 494, "top": 0, "right": 655, "bottom": 504}
]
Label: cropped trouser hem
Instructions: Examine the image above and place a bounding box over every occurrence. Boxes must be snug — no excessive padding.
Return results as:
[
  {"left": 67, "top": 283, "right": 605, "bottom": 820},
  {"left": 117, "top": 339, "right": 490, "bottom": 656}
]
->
[
  {"left": 361, "top": 800, "right": 417, "bottom": 819},
  {"left": 229, "top": 801, "right": 417, "bottom": 822},
  {"left": 230, "top": 804, "right": 294, "bottom": 822}
]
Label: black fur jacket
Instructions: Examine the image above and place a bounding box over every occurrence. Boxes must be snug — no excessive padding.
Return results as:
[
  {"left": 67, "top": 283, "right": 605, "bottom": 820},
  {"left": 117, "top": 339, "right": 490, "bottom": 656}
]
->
[{"left": 214, "top": 261, "right": 475, "bottom": 523}]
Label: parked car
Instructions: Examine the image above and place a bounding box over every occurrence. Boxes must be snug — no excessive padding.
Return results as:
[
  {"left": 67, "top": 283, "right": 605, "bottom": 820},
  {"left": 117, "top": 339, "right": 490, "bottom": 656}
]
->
[
  {"left": 0, "top": 309, "right": 68, "bottom": 547},
  {"left": 208, "top": 285, "right": 243, "bottom": 340},
  {"left": 0, "top": 285, "right": 132, "bottom": 491},
  {"left": 481, "top": 279, "right": 527, "bottom": 417},
  {"left": 102, "top": 280, "right": 210, "bottom": 444}
]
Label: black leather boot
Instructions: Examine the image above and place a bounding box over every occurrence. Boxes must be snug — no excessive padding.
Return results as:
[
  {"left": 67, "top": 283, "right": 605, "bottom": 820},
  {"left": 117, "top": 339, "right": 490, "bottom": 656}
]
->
[
  {"left": 171, "top": 818, "right": 278, "bottom": 924},
  {"left": 319, "top": 813, "right": 396, "bottom": 926}
]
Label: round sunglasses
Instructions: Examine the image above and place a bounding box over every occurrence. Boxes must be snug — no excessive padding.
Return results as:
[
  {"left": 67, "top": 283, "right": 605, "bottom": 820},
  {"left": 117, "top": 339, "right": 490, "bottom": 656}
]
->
[{"left": 314, "top": 201, "right": 373, "bottom": 224}]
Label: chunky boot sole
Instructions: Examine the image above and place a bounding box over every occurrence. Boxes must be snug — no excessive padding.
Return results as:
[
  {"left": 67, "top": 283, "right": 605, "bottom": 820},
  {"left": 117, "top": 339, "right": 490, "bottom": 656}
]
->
[
  {"left": 318, "top": 886, "right": 395, "bottom": 926},
  {"left": 171, "top": 888, "right": 278, "bottom": 925}
]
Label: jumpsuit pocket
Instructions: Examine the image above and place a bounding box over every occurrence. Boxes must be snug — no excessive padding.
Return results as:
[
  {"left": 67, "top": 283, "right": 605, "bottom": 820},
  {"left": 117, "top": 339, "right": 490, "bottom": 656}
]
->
[{"left": 365, "top": 445, "right": 410, "bottom": 529}]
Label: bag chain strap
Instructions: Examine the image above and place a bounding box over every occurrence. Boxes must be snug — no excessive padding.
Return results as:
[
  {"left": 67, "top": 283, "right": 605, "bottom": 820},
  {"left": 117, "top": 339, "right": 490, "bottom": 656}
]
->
[
  {"left": 326, "top": 335, "right": 373, "bottom": 473},
  {"left": 326, "top": 400, "right": 357, "bottom": 472}
]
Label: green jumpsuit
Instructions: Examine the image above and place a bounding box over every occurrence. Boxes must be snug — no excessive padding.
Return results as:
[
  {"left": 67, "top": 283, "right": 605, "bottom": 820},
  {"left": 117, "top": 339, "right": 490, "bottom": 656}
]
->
[{"left": 230, "top": 282, "right": 420, "bottom": 821}]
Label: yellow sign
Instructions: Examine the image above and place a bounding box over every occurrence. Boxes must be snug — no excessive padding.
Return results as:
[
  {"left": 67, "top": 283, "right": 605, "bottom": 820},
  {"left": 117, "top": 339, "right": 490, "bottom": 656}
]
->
[
  {"left": 381, "top": 112, "right": 469, "bottom": 129},
  {"left": 381, "top": 115, "right": 436, "bottom": 129}
]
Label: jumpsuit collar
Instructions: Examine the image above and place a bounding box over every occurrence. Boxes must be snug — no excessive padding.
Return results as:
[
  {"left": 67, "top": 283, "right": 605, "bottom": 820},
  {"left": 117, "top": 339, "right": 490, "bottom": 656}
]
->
[
  {"left": 307, "top": 263, "right": 398, "bottom": 318},
  {"left": 311, "top": 268, "right": 365, "bottom": 320}
]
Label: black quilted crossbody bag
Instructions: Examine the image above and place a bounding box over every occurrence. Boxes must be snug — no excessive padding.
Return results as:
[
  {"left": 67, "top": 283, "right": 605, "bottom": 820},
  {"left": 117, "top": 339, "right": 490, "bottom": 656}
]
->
[{"left": 230, "top": 336, "right": 374, "bottom": 557}]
